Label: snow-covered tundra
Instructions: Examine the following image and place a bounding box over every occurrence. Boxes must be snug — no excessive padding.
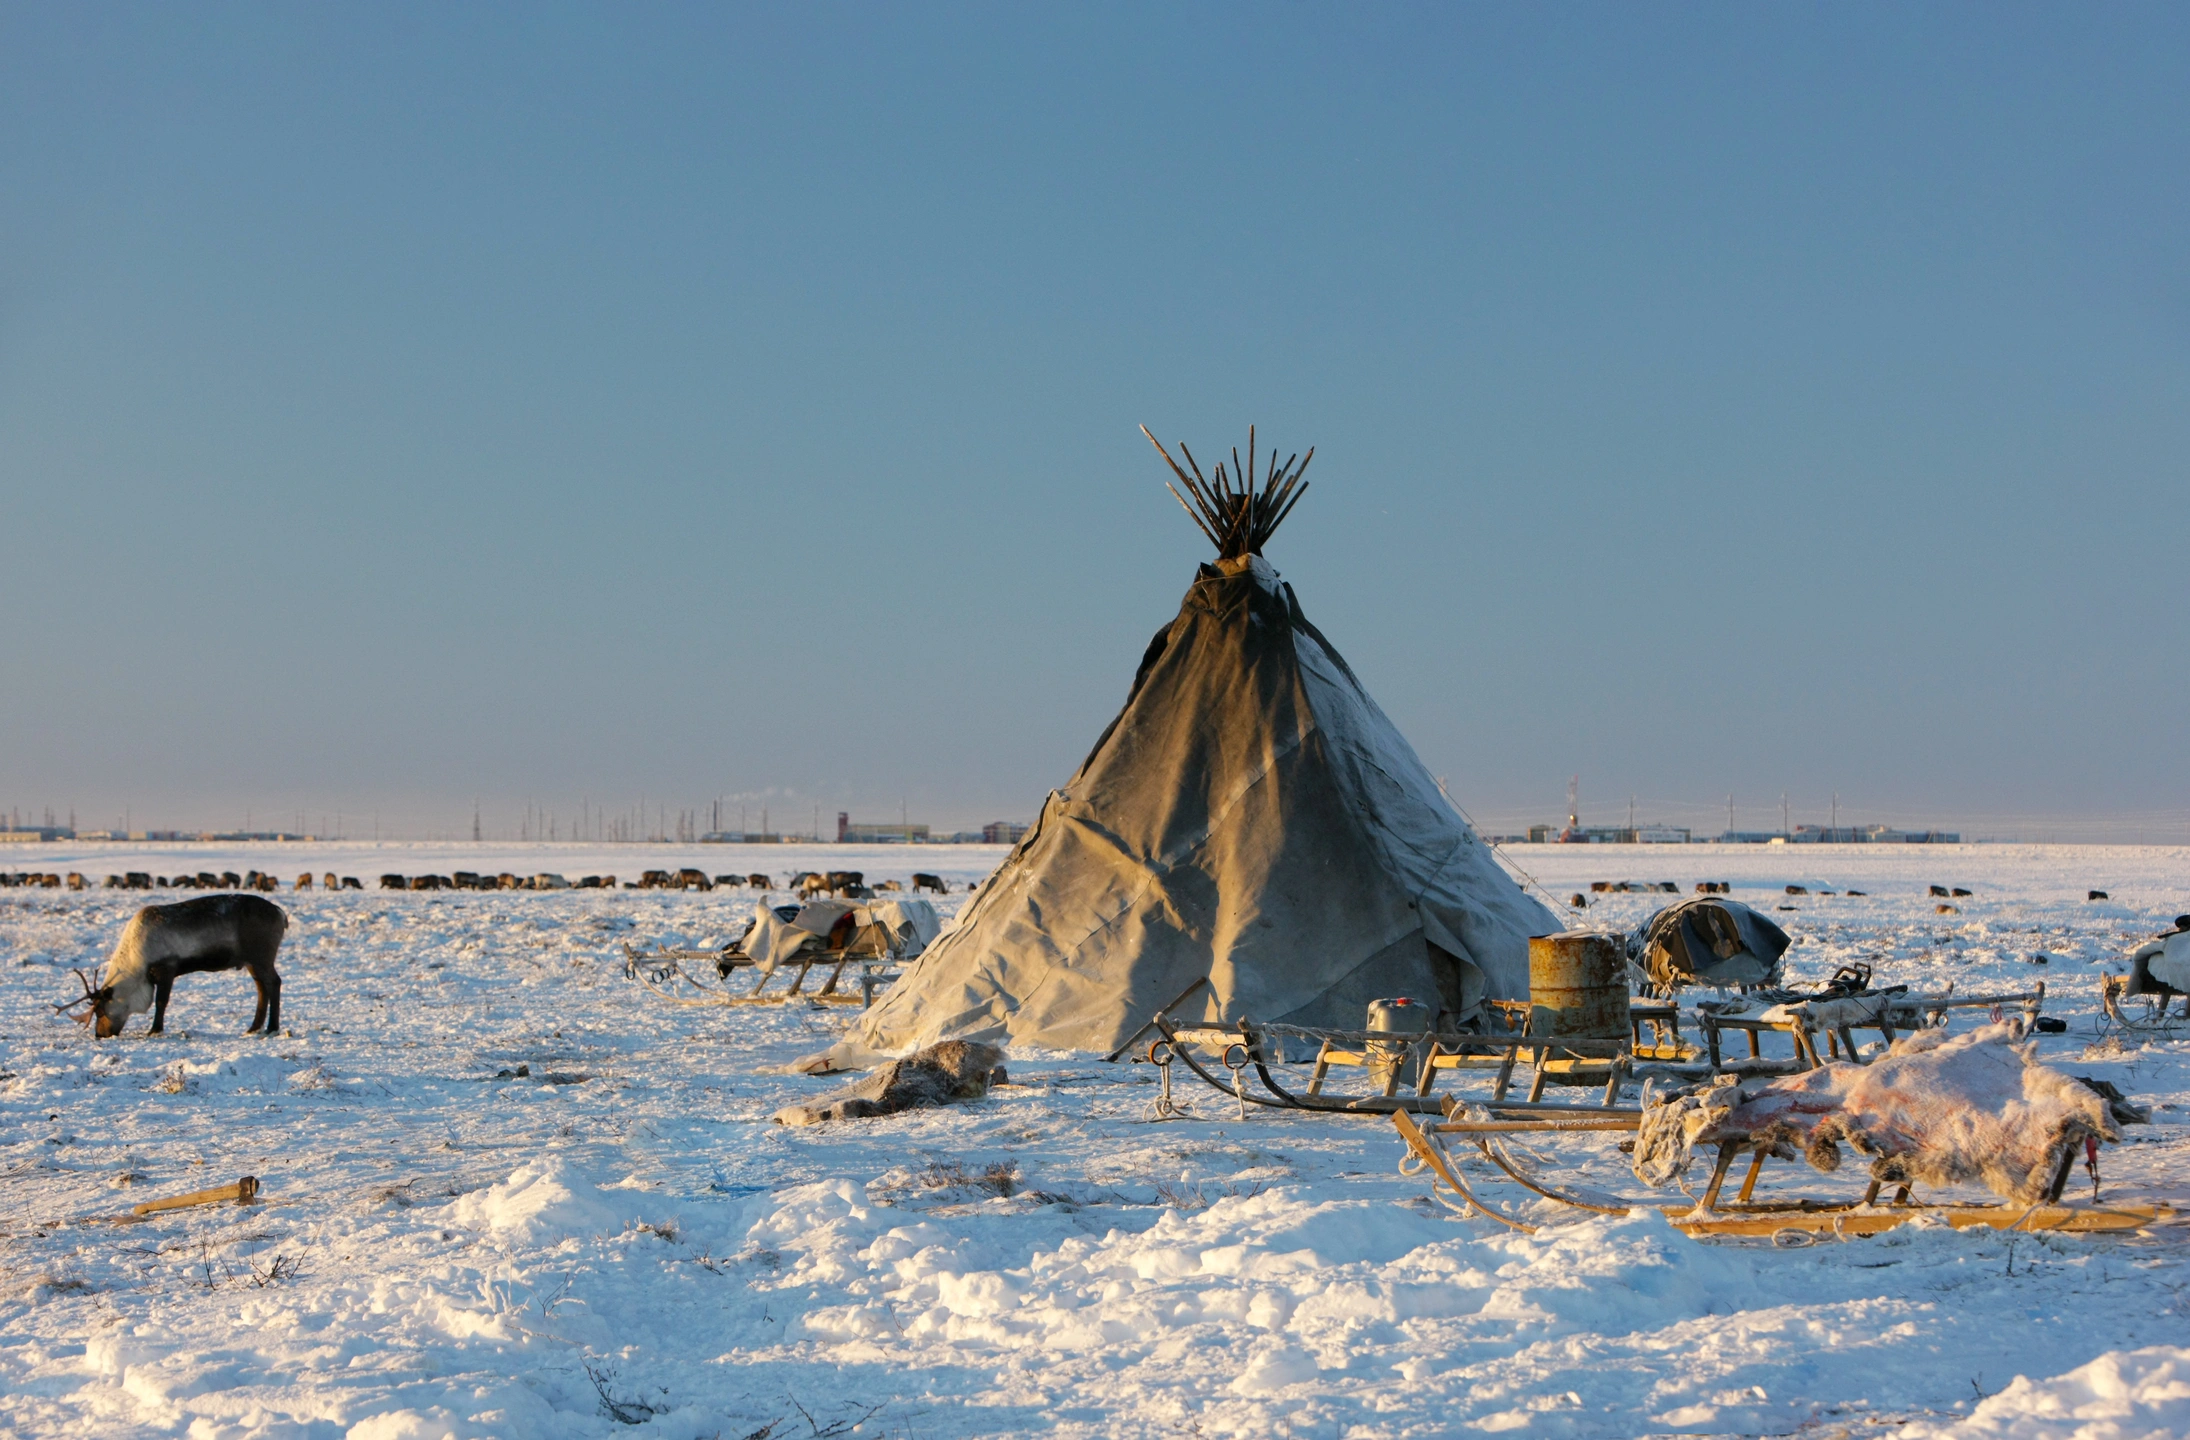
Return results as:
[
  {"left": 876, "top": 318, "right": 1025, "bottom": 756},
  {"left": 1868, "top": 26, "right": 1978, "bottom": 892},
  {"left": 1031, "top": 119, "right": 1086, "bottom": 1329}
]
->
[{"left": 0, "top": 840, "right": 2185, "bottom": 1438}]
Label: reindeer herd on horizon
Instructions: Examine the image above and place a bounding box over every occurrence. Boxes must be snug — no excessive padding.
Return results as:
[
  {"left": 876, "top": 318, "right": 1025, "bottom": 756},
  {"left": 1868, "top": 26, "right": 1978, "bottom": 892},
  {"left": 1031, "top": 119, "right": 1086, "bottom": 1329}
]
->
[{"left": 6, "top": 866, "right": 955, "bottom": 896}]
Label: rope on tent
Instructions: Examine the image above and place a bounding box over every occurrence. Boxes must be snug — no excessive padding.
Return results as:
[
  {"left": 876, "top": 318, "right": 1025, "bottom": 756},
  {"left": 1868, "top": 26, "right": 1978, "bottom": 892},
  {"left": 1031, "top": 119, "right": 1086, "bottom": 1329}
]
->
[{"left": 1435, "top": 775, "right": 1573, "bottom": 918}]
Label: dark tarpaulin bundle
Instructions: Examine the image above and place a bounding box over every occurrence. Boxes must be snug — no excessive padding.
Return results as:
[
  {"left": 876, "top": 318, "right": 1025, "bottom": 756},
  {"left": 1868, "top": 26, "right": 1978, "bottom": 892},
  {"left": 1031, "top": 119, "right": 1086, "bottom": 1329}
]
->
[{"left": 1636, "top": 896, "right": 1791, "bottom": 990}]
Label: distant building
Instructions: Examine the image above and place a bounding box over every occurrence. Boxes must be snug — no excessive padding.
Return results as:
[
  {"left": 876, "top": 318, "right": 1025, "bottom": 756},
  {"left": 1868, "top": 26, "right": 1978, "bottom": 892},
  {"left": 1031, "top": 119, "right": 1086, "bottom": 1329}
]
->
[
  {"left": 841, "top": 824, "right": 930, "bottom": 844},
  {"left": 0, "top": 827, "right": 71, "bottom": 843},
  {"left": 837, "top": 812, "right": 931, "bottom": 844},
  {"left": 1787, "top": 825, "right": 1962, "bottom": 844},
  {"left": 981, "top": 821, "right": 1029, "bottom": 845},
  {"left": 1521, "top": 824, "right": 1687, "bottom": 844}
]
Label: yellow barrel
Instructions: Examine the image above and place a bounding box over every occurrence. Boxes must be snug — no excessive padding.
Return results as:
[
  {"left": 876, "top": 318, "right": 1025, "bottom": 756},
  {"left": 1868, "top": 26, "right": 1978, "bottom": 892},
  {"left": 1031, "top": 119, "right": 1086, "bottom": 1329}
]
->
[{"left": 1528, "top": 932, "right": 1630, "bottom": 1039}]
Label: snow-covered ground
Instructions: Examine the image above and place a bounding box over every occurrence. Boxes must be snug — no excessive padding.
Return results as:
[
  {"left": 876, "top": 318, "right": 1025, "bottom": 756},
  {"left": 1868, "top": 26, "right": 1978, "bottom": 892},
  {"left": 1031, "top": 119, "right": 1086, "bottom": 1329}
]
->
[{"left": 2, "top": 841, "right": 2185, "bottom": 1440}]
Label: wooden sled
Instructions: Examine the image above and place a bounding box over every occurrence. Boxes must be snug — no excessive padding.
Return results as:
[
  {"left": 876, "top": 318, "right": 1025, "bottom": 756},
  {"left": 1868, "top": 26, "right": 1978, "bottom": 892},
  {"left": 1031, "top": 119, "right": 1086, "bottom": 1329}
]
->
[
  {"left": 2102, "top": 973, "right": 2189, "bottom": 1037},
  {"left": 1151, "top": 1009, "right": 1748, "bottom": 1117},
  {"left": 622, "top": 943, "right": 896, "bottom": 1008},
  {"left": 1148, "top": 1012, "right": 1501, "bottom": 1115},
  {"left": 1698, "top": 983, "right": 2047, "bottom": 1071},
  {"left": 1393, "top": 1106, "right": 2173, "bottom": 1239},
  {"left": 1141, "top": 979, "right": 2052, "bottom": 1123}
]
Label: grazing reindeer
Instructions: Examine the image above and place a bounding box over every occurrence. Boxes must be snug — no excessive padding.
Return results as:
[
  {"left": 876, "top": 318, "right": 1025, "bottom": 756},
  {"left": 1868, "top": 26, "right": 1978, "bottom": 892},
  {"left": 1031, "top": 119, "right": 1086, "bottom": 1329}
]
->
[
  {"left": 747, "top": 873, "right": 773, "bottom": 890},
  {"left": 65, "top": 893, "right": 288, "bottom": 1039},
  {"left": 912, "top": 872, "right": 946, "bottom": 895}
]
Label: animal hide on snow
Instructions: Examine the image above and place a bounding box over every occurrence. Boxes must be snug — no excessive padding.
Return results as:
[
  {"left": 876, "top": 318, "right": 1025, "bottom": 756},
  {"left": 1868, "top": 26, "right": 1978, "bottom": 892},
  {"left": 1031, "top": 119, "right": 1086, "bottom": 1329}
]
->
[
  {"left": 773, "top": 1040, "right": 1006, "bottom": 1126},
  {"left": 1634, "top": 1022, "right": 2118, "bottom": 1203}
]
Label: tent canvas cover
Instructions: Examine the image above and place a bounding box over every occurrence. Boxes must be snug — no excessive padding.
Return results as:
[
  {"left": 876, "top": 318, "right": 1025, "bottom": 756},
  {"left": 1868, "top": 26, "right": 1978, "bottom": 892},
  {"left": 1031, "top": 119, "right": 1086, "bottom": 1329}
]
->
[{"left": 849, "top": 431, "right": 1555, "bottom": 1058}]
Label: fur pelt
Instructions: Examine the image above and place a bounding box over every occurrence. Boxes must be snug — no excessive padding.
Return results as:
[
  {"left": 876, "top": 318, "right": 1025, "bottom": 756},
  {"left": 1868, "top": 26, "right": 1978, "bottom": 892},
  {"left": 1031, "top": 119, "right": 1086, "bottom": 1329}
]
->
[
  {"left": 774, "top": 1040, "right": 1006, "bottom": 1126},
  {"left": 1634, "top": 1022, "right": 2118, "bottom": 1203}
]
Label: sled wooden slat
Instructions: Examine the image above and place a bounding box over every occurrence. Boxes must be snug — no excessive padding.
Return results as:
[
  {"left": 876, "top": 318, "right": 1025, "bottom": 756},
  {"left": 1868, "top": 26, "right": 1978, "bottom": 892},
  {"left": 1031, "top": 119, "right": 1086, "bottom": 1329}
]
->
[{"left": 1674, "top": 1203, "right": 2171, "bottom": 1238}]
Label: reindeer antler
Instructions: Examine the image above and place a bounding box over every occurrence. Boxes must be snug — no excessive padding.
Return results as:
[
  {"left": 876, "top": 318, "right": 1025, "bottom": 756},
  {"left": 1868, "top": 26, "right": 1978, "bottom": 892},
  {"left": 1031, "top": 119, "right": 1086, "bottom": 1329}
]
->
[{"left": 54, "top": 967, "right": 107, "bottom": 1022}]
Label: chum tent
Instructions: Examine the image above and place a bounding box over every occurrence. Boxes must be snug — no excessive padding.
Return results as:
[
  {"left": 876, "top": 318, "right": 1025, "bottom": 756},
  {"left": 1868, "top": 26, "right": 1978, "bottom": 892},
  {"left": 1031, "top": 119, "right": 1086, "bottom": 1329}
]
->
[{"left": 847, "top": 429, "right": 1555, "bottom": 1058}]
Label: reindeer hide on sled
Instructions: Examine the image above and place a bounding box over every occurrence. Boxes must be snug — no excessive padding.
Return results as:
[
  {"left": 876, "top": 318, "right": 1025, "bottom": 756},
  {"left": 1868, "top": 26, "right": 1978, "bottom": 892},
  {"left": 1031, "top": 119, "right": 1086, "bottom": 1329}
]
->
[{"left": 1635, "top": 1022, "right": 2118, "bottom": 1203}]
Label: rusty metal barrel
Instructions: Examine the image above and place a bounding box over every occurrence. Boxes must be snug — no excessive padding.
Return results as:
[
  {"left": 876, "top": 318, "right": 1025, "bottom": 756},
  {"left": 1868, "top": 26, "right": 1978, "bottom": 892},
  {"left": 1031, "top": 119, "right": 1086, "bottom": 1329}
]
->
[{"left": 1528, "top": 932, "right": 1630, "bottom": 1039}]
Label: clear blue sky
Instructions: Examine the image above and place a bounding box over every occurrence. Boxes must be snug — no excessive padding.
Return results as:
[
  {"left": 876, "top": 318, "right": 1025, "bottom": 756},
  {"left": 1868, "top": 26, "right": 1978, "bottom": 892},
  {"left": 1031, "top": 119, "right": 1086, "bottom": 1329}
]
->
[{"left": 4, "top": 5, "right": 2186, "bottom": 841}]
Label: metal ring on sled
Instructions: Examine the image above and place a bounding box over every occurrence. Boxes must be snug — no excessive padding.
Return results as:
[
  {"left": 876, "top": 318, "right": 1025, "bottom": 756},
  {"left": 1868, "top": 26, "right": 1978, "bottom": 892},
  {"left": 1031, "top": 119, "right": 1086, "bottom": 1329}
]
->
[
  {"left": 623, "top": 953, "right": 746, "bottom": 1008},
  {"left": 1147, "top": 1039, "right": 1193, "bottom": 1121}
]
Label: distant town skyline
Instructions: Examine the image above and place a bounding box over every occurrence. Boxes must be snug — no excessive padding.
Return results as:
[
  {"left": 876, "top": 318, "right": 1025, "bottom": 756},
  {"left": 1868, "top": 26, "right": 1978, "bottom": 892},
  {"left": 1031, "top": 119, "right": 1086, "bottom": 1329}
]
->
[
  {"left": 4, "top": 8, "right": 2186, "bottom": 847},
  {"left": 0, "top": 790, "right": 2164, "bottom": 847}
]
